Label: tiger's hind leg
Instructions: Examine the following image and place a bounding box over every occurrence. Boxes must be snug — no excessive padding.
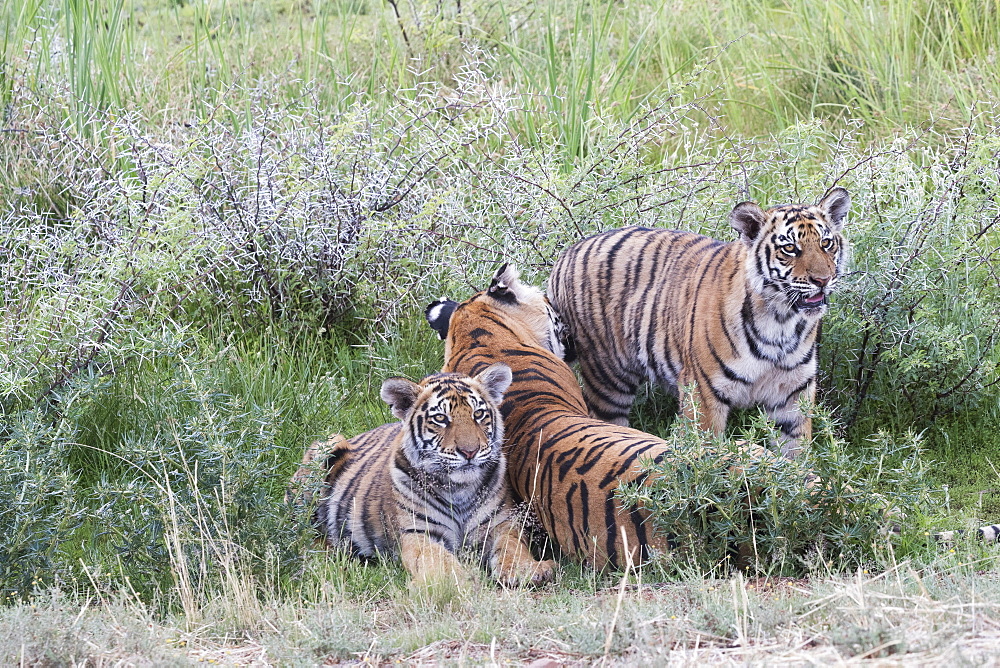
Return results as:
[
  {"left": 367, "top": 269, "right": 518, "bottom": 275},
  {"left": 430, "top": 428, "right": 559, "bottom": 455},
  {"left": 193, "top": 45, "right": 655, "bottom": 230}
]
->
[{"left": 579, "top": 362, "right": 644, "bottom": 427}]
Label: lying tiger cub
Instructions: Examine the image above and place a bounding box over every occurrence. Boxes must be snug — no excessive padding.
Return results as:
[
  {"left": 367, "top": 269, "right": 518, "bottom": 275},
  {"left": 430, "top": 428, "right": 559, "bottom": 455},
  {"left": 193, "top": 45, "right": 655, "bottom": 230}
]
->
[{"left": 291, "top": 366, "right": 555, "bottom": 587}]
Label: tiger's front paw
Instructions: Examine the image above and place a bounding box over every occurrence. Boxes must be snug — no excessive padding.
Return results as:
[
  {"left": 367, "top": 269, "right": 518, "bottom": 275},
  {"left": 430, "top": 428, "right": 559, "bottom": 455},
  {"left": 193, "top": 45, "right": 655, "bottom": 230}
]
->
[
  {"left": 497, "top": 558, "right": 556, "bottom": 588},
  {"left": 529, "top": 558, "right": 557, "bottom": 586},
  {"left": 400, "top": 533, "right": 474, "bottom": 593}
]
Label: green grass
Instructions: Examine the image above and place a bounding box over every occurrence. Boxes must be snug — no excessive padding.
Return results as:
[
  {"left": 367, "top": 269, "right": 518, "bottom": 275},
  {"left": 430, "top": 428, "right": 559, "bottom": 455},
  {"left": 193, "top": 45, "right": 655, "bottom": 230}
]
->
[
  {"left": 4, "top": 0, "right": 999, "bottom": 143},
  {"left": 2, "top": 0, "right": 1000, "bottom": 661}
]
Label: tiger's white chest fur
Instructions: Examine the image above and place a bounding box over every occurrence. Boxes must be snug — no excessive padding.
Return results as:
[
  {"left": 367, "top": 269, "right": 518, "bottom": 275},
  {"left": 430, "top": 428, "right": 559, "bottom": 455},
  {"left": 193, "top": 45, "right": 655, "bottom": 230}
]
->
[
  {"left": 719, "top": 317, "right": 818, "bottom": 410},
  {"left": 391, "top": 458, "right": 508, "bottom": 553}
]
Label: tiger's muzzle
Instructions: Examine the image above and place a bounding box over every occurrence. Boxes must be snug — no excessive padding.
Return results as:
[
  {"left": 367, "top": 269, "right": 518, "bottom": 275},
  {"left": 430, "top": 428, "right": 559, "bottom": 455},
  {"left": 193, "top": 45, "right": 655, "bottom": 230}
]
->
[{"left": 795, "top": 290, "right": 828, "bottom": 312}]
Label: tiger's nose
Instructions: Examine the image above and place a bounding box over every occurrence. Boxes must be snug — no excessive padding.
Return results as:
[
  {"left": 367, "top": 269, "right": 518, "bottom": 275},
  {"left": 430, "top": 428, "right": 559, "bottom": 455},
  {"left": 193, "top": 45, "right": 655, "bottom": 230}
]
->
[
  {"left": 810, "top": 275, "right": 831, "bottom": 288},
  {"left": 457, "top": 445, "right": 479, "bottom": 460}
]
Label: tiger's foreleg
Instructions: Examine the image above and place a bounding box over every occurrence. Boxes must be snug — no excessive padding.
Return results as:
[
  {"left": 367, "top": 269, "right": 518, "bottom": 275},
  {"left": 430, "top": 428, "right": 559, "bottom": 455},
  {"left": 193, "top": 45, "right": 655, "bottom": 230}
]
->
[
  {"left": 398, "top": 532, "right": 471, "bottom": 587},
  {"left": 487, "top": 518, "right": 556, "bottom": 588},
  {"left": 765, "top": 380, "right": 814, "bottom": 460},
  {"left": 679, "top": 380, "right": 730, "bottom": 437}
]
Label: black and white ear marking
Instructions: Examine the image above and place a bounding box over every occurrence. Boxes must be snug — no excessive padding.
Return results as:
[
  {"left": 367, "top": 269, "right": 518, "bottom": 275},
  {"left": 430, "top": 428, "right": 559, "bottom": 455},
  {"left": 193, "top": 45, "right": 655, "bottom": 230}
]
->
[
  {"left": 488, "top": 263, "right": 520, "bottom": 304},
  {"left": 425, "top": 298, "right": 458, "bottom": 340},
  {"left": 818, "top": 187, "right": 851, "bottom": 231},
  {"left": 380, "top": 377, "right": 422, "bottom": 421},
  {"left": 729, "top": 202, "right": 767, "bottom": 245},
  {"left": 474, "top": 363, "right": 512, "bottom": 406}
]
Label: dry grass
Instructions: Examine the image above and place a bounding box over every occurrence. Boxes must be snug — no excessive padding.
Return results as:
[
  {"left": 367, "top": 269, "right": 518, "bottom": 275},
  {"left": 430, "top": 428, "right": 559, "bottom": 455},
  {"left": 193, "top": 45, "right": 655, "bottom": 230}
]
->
[{"left": 4, "top": 557, "right": 1000, "bottom": 665}]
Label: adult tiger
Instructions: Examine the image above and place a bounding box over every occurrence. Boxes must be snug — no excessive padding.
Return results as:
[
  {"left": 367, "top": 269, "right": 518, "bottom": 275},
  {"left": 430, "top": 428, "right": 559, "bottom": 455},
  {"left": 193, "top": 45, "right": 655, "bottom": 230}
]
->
[
  {"left": 426, "top": 264, "right": 685, "bottom": 569},
  {"left": 290, "top": 366, "right": 555, "bottom": 587},
  {"left": 547, "top": 188, "right": 851, "bottom": 459}
]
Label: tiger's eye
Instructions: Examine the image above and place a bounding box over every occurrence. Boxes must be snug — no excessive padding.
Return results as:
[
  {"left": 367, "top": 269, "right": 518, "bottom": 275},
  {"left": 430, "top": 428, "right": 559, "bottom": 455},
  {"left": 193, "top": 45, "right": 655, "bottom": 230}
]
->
[
  {"left": 821, "top": 238, "right": 834, "bottom": 250},
  {"left": 780, "top": 244, "right": 797, "bottom": 255},
  {"left": 430, "top": 414, "right": 450, "bottom": 426},
  {"left": 473, "top": 408, "right": 488, "bottom": 421}
]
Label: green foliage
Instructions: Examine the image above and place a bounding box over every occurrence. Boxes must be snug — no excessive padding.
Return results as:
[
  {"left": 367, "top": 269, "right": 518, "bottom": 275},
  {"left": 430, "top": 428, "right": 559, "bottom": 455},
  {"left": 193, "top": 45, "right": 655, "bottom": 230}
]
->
[
  {"left": 1, "top": 0, "right": 999, "bottom": 620},
  {"left": 820, "top": 124, "right": 1000, "bottom": 432},
  {"left": 619, "top": 407, "right": 937, "bottom": 576},
  {"left": 0, "top": 408, "right": 88, "bottom": 596},
  {"left": 5, "top": 0, "right": 1000, "bottom": 143},
  {"left": 1, "top": 335, "right": 305, "bottom": 602},
  {"left": 61, "top": 0, "right": 135, "bottom": 122}
]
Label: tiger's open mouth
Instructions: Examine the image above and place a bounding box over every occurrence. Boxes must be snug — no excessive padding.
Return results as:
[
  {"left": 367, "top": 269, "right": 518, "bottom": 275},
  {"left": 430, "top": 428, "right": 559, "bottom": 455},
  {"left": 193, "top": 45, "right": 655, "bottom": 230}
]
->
[{"left": 796, "top": 292, "right": 827, "bottom": 311}]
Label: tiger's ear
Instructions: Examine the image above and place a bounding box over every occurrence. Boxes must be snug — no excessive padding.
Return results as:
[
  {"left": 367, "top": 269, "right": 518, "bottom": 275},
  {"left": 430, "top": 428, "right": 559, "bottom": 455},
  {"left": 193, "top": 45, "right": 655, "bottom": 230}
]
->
[
  {"left": 488, "top": 263, "right": 520, "bottom": 304},
  {"left": 425, "top": 298, "right": 458, "bottom": 340},
  {"left": 380, "top": 377, "right": 422, "bottom": 420},
  {"left": 818, "top": 187, "right": 850, "bottom": 231},
  {"left": 729, "top": 201, "right": 767, "bottom": 245},
  {"left": 473, "top": 363, "right": 512, "bottom": 406}
]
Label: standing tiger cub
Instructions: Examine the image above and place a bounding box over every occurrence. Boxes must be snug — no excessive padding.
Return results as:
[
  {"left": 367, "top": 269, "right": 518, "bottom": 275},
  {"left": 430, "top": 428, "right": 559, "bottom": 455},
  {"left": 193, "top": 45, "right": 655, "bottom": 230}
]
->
[
  {"left": 292, "top": 366, "right": 555, "bottom": 587},
  {"left": 548, "top": 187, "right": 850, "bottom": 459}
]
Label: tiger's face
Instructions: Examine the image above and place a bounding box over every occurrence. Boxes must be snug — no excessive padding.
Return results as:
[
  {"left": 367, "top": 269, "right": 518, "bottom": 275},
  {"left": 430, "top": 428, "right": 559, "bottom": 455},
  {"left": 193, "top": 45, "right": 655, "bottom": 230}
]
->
[
  {"left": 381, "top": 365, "right": 512, "bottom": 481},
  {"left": 730, "top": 187, "right": 850, "bottom": 317}
]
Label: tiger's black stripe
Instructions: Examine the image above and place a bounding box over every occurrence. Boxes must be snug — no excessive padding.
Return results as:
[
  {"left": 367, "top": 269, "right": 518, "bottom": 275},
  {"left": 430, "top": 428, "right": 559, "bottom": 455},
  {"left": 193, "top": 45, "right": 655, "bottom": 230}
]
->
[
  {"left": 436, "top": 267, "right": 682, "bottom": 569},
  {"left": 304, "top": 369, "right": 546, "bottom": 582},
  {"left": 548, "top": 189, "right": 852, "bottom": 460}
]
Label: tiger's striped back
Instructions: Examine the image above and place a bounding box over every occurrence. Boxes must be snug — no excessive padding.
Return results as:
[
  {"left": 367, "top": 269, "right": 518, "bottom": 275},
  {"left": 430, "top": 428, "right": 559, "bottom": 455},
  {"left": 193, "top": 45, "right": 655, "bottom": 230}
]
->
[
  {"left": 312, "top": 424, "right": 400, "bottom": 557},
  {"left": 548, "top": 189, "right": 851, "bottom": 459},
  {"left": 427, "top": 265, "right": 675, "bottom": 569}
]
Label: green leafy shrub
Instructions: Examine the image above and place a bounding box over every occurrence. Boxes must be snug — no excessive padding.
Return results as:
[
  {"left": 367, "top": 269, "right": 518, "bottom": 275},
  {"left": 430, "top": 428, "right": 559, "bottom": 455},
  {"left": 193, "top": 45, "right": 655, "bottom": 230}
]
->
[
  {"left": 820, "top": 124, "right": 1000, "bottom": 434},
  {"left": 0, "top": 408, "right": 89, "bottom": 598},
  {"left": 1, "top": 343, "right": 307, "bottom": 604},
  {"left": 618, "top": 407, "right": 936, "bottom": 576}
]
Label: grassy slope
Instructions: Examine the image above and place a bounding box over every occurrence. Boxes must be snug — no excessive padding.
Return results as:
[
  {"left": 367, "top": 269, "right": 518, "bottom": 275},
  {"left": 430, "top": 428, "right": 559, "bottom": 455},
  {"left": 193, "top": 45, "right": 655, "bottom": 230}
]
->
[{"left": 2, "top": 0, "right": 1000, "bottom": 662}]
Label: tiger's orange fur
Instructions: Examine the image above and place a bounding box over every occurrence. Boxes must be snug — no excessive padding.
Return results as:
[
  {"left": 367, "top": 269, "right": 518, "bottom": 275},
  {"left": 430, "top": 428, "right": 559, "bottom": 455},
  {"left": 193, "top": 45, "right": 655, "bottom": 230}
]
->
[
  {"left": 547, "top": 188, "right": 851, "bottom": 458},
  {"left": 427, "top": 266, "right": 681, "bottom": 568},
  {"left": 293, "top": 367, "right": 555, "bottom": 587}
]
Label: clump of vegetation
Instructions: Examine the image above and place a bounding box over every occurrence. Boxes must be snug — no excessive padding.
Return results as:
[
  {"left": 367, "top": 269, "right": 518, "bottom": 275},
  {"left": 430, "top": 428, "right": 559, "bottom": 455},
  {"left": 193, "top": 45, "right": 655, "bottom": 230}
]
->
[
  {"left": 1, "top": 4, "right": 999, "bottom": 662},
  {"left": 620, "top": 408, "right": 937, "bottom": 577},
  {"left": 820, "top": 118, "right": 1000, "bottom": 427}
]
